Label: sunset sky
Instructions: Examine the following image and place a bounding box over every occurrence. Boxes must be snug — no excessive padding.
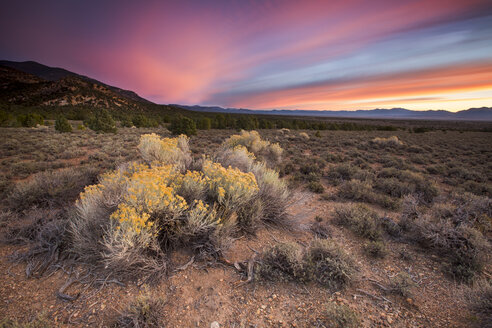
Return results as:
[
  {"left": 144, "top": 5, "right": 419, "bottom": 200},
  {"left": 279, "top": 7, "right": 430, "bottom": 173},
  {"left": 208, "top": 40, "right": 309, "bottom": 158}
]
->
[{"left": 1, "top": 0, "right": 491, "bottom": 111}]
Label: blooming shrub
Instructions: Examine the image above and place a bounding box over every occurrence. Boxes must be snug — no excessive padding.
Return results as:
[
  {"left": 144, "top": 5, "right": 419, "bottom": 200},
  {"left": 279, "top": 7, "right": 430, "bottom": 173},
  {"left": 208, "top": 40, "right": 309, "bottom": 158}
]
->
[
  {"left": 371, "top": 135, "right": 403, "bottom": 147},
  {"left": 202, "top": 159, "right": 258, "bottom": 210},
  {"left": 215, "top": 135, "right": 291, "bottom": 227},
  {"left": 137, "top": 133, "right": 191, "bottom": 170},
  {"left": 70, "top": 133, "right": 290, "bottom": 279},
  {"left": 221, "top": 130, "right": 283, "bottom": 166},
  {"left": 299, "top": 132, "right": 310, "bottom": 140}
]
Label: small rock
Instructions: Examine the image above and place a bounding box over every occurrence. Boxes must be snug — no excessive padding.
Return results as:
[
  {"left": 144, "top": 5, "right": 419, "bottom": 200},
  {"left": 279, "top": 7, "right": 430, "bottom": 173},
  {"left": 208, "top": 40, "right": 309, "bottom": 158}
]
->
[
  {"left": 261, "top": 304, "right": 267, "bottom": 309},
  {"left": 210, "top": 321, "right": 220, "bottom": 328}
]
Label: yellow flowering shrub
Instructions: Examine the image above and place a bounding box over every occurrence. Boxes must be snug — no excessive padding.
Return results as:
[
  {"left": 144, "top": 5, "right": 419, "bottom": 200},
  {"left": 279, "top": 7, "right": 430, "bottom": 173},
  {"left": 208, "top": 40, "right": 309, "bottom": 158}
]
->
[
  {"left": 202, "top": 160, "right": 259, "bottom": 209},
  {"left": 172, "top": 170, "right": 208, "bottom": 202},
  {"left": 186, "top": 199, "right": 218, "bottom": 233},
  {"left": 107, "top": 164, "right": 188, "bottom": 238},
  {"left": 71, "top": 132, "right": 287, "bottom": 278},
  {"left": 138, "top": 133, "right": 191, "bottom": 169},
  {"left": 221, "top": 130, "right": 282, "bottom": 165}
]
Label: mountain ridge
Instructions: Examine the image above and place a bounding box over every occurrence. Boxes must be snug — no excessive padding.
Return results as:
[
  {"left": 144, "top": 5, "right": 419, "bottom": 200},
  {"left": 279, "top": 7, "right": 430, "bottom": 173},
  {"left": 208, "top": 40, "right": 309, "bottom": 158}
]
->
[
  {"left": 0, "top": 60, "right": 150, "bottom": 105},
  {"left": 176, "top": 105, "right": 492, "bottom": 121},
  {"left": 2, "top": 60, "right": 491, "bottom": 121}
]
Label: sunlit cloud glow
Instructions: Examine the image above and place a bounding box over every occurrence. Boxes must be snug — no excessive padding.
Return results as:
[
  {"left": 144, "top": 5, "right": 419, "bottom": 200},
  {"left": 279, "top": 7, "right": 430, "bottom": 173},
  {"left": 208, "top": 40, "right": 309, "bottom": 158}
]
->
[{"left": 1, "top": 0, "right": 491, "bottom": 111}]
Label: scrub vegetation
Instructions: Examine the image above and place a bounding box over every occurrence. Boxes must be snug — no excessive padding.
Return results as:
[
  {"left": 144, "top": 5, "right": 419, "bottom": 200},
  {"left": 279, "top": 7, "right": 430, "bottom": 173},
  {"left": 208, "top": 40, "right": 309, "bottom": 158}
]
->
[{"left": 0, "top": 121, "right": 490, "bottom": 327}]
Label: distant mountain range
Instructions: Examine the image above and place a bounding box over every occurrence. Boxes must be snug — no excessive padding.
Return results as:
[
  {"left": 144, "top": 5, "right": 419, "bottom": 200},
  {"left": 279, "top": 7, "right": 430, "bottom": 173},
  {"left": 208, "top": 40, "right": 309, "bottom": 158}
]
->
[
  {"left": 1, "top": 60, "right": 491, "bottom": 121},
  {"left": 177, "top": 105, "right": 492, "bottom": 121}
]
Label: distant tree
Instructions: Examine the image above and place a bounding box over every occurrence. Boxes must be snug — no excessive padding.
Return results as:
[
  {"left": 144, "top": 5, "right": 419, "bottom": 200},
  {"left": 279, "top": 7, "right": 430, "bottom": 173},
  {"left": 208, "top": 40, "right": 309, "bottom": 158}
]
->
[
  {"left": 120, "top": 116, "right": 134, "bottom": 128},
  {"left": 237, "top": 116, "right": 258, "bottom": 130},
  {"left": 213, "top": 114, "right": 226, "bottom": 129},
  {"left": 55, "top": 115, "right": 72, "bottom": 132},
  {"left": 86, "top": 109, "right": 117, "bottom": 133},
  {"left": 132, "top": 114, "right": 158, "bottom": 128},
  {"left": 17, "top": 113, "right": 44, "bottom": 127},
  {"left": 0, "top": 110, "right": 13, "bottom": 127},
  {"left": 169, "top": 115, "right": 196, "bottom": 136},
  {"left": 162, "top": 115, "right": 171, "bottom": 123},
  {"left": 197, "top": 117, "right": 212, "bottom": 130},
  {"left": 259, "top": 119, "right": 273, "bottom": 129}
]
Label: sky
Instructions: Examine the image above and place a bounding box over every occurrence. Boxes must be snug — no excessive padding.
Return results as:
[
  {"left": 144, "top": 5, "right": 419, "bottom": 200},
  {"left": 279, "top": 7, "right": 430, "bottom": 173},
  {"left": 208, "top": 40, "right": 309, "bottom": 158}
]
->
[{"left": 1, "top": 0, "right": 491, "bottom": 112}]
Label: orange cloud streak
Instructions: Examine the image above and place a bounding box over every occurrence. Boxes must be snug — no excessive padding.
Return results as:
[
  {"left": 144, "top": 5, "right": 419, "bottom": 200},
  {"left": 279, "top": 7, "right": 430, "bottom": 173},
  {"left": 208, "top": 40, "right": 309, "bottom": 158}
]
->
[{"left": 226, "top": 62, "right": 492, "bottom": 110}]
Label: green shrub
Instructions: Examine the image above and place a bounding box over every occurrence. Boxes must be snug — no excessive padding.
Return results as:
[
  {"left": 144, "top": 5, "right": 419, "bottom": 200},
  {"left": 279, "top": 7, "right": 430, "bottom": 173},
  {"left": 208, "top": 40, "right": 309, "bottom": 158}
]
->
[
  {"left": 364, "top": 240, "right": 387, "bottom": 258},
  {"left": 377, "top": 169, "right": 438, "bottom": 203},
  {"left": 401, "top": 195, "right": 490, "bottom": 282},
  {"left": 17, "top": 113, "right": 44, "bottom": 127},
  {"left": 120, "top": 116, "right": 134, "bottom": 128},
  {"left": 303, "top": 239, "right": 356, "bottom": 290},
  {"left": 467, "top": 281, "right": 492, "bottom": 328},
  {"left": 7, "top": 167, "right": 99, "bottom": 212},
  {"left": 308, "top": 181, "right": 324, "bottom": 193},
  {"left": 116, "top": 287, "right": 166, "bottom": 328},
  {"left": 197, "top": 117, "right": 212, "bottom": 130},
  {"left": 380, "top": 216, "right": 402, "bottom": 237},
  {"left": 334, "top": 204, "right": 383, "bottom": 241},
  {"left": 389, "top": 272, "right": 415, "bottom": 297},
  {"left": 169, "top": 115, "right": 196, "bottom": 136},
  {"left": 86, "top": 109, "right": 117, "bottom": 133},
  {"left": 257, "top": 240, "right": 356, "bottom": 290},
  {"left": 257, "top": 242, "right": 303, "bottom": 281},
  {"left": 0, "top": 109, "right": 13, "bottom": 127},
  {"left": 54, "top": 115, "right": 72, "bottom": 133},
  {"left": 0, "top": 313, "right": 51, "bottom": 328},
  {"left": 313, "top": 303, "right": 360, "bottom": 328},
  {"left": 132, "top": 114, "right": 158, "bottom": 128},
  {"left": 337, "top": 179, "right": 399, "bottom": 210}
]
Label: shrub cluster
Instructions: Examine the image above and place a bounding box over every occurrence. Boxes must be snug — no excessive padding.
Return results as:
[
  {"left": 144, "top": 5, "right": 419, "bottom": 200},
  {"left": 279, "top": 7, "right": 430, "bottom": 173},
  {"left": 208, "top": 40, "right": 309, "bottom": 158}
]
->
[
  {"left": 116, "top": 287, "right": 166, "bottom": 328},
  {"left": 169, "top": 115, "right": 196, "bottom": 136},
  {"left": 467, "top": 280, "right": 492, "bottom": 328},
  {"left": 7, "top": 167, "right": 99, "bottom": 211},
  {"left": 334, "top": 204, "right": 383, "bottom": 241},
  {"left": 220, "top": 130, "right": 283, "bottom": 166},
  {"left": 70, "top": 132, "right": 290, "bottom": 279},
  {"left": 375, "top": 168, "right": 438, "bottom": 203},
  {"left": 257, "top": 239, "right": 356, "bottom": 290},
  {"left": 370, "top": 135, "right": 403, "bottom": 147},
  {"left": 138, "top": 133, "right": 191, "bottom": 170},
  {"left": 215, "top": 131, "right": 290, "bottom": 228},
  {"left": 337, "top": 179, "right": 399, "bottom": 210},
  {"left": 400, "top": 193, "right": 490, "bottom": 282},
  {"left": 55, "top": 115, "right": 72, "bottom": 133},
  {"left": 17, "top": 113, "right": 44, "bottom": 127},
  {"left": 86, "top": 109, "right": 117, "bottom": 133},
  {"left": 312, "top": 302, "right": 360, "bottom": 328}
]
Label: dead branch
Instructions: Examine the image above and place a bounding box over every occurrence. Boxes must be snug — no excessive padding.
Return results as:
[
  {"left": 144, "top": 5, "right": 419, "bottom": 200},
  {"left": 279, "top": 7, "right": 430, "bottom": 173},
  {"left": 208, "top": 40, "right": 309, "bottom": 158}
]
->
[
  {"left": 355, "top": 288, "right": 392, "bottom": 303},
  {"left": 173, "top": 256, "right": 195, "bottom": 273},
  {"left": 57, "top": 277, "right": 80, "bottom": 302}
]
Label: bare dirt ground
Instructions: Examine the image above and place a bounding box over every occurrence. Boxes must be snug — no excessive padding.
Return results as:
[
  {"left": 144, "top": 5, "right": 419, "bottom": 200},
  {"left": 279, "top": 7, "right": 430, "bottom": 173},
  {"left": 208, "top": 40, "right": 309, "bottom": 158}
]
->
[
  {"left": 0, "top": 190, "right": 477, "bottom": 327},
  {"left": 0, "top": 127, "right": 490, "bottom": 327}
]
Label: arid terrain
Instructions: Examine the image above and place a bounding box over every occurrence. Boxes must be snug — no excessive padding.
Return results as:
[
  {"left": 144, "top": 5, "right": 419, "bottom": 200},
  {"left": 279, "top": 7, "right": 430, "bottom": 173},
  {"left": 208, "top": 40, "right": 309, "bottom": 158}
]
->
[{"left": 0, "top": 124, "right": 491, "bottom": 328}]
